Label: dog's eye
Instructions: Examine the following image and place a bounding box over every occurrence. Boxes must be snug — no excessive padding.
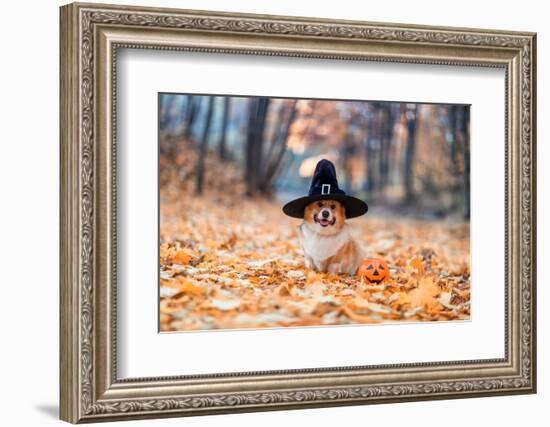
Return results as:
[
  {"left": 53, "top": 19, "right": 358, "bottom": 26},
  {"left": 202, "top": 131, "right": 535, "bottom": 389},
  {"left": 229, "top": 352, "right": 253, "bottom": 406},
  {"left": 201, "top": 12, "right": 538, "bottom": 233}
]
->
[
  {"left": 330, "top": 204, "right": 336, "bottom": 210},
  {"left": 317, "top": 202, "right": 323, "bottom": 208}
]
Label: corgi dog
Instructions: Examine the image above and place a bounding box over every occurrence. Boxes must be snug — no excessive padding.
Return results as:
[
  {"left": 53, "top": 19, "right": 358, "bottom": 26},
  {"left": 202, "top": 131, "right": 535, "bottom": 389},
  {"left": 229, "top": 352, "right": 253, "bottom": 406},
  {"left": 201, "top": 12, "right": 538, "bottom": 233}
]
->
[
  {"left": 297, "top": 199, "right": 365, "bottom": 275},
  {"left": 283, "top": 159, "right": 368, "bottom": 275}
]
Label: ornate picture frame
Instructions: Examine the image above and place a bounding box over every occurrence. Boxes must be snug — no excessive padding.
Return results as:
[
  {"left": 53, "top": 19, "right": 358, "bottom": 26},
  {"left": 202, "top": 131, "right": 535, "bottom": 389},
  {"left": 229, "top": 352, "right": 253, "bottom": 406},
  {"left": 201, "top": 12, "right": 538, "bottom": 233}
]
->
[{"left": 60, "top": 2, "right": 536, "bottom": 423}]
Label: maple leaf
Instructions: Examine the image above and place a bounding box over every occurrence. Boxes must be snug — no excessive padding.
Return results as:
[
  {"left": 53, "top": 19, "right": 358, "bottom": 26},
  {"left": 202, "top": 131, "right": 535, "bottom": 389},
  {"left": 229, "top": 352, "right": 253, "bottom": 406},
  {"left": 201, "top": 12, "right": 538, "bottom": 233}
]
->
[{"left": 407, "top": 276, "right": 442, "bottom": 311}]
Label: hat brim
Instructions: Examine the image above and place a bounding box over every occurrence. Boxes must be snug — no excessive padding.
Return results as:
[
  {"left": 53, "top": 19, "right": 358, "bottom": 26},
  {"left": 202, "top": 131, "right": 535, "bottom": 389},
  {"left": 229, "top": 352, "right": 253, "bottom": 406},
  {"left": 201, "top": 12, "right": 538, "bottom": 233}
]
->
[{"left": 282, "top": 194, "right": 368, "bottom": 219}]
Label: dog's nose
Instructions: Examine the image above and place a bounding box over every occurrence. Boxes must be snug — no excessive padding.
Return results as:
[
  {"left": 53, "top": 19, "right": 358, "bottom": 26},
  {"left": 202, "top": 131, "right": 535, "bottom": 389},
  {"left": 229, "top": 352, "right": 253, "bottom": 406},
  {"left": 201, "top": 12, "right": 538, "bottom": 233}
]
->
[{"left": 321, "top": 210, "right": 330, "bottom": 218}]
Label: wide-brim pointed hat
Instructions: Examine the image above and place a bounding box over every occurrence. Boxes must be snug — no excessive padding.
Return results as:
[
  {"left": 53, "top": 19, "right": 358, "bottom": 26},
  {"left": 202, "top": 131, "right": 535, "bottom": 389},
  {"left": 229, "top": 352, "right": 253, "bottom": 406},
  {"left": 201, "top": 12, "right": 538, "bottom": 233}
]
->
[{"left": 282, "top": 159, "right": 368, "bottom": 219}]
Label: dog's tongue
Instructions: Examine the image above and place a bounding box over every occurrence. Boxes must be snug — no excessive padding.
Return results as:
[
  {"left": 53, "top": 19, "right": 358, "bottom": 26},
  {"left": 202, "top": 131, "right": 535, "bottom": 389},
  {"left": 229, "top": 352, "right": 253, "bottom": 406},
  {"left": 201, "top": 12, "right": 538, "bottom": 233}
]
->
[{"left": 319, "top": 219, "right": 330, "bottom": 226}]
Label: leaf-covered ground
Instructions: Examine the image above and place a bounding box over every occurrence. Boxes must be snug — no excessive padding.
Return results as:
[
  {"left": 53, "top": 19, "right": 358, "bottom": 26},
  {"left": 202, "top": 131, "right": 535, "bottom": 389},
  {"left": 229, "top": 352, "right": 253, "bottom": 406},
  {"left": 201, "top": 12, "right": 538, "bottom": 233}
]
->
[{"left": 159, "top": 180, "right": 471, "bottom": 332}]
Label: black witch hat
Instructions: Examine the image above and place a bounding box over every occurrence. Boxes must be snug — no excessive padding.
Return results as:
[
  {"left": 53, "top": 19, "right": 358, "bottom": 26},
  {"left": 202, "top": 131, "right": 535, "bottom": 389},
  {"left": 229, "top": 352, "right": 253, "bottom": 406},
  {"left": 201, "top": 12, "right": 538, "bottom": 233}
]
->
[{"left": 282, "top": 159, "right": 368, "bottom": 219}]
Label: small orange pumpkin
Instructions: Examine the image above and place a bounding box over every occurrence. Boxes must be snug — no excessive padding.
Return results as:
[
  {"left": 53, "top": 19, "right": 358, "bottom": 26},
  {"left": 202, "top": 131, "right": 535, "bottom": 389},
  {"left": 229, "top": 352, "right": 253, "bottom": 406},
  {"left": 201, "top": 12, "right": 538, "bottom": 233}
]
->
[{"left": 357, "top": 258, "right": 390, "bottom": 284}]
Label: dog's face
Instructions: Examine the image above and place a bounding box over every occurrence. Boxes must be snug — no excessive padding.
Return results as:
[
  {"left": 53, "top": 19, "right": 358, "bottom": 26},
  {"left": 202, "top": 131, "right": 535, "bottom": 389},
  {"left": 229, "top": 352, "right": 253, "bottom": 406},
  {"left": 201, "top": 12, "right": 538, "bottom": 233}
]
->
[{"left": 304, "top": 199, "right": 346, "bottom": 235}]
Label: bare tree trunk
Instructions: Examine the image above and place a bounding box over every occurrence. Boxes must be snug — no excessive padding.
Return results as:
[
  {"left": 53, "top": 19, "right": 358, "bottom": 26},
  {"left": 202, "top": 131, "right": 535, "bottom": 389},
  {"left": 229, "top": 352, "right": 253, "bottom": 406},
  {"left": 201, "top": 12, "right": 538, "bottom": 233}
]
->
[
  {"left": 218, "top": 97, "right": 230, "bottom": 161},
  {"left": 160, "top": 94, "right": 177, "bottom": 132},
  {"left": 254, "top": 98, "right": 270, "bottom": 193},
  {"left": 260, "top": 100, "right": 298, "bottom": 193},
  {"left": 245, "top": 98, "right": 258, "bottom": 196},
  {"left": 364, "top": 104, "right": 380, "bottom": 196},
  {"left": 184, "top": 96, "right": 199, "bottom": 139},
  {"left": 404, "top": 105, "right": 418, "bottom": 203},
  {"left": 195, "top": 96, "right": 214, "bottom": 195},
  {"left": 245, "top": 97, "right": 270, "bottom": 196},
  {"left": 449, "top": 105, "right": 458, "bottom": 175},
  {"left": 366, "top": 137, "right": 377, "bottom": 195},
  {"left": 379, "top": 104, "right": 394, "bottom": 190},
  {"left": 262, "top": 101, "right": 288, "bottom": 176},
  {"left": 375, "top": 108, "right": 383, "bottom": 193},
  {"left": 462, "top": 107, "right": 470, "bottom": 219}
]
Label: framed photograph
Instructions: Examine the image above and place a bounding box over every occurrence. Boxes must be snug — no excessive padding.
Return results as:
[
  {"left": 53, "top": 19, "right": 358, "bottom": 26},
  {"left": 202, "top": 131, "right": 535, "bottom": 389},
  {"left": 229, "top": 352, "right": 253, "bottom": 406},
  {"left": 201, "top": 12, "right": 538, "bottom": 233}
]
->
[
  {"left": 60, "top": 2, "right": 537, "bottom": 423},
  {"left": 158, "top": 94, "right": 473, "bottom": 332}
]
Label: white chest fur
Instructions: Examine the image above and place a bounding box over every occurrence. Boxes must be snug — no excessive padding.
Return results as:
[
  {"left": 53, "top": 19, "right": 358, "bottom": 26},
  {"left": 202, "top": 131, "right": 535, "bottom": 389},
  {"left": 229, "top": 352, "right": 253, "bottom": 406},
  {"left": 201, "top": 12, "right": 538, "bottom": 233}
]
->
[{"left": 298, "top": 223, "right": 352, "bottom": 262}]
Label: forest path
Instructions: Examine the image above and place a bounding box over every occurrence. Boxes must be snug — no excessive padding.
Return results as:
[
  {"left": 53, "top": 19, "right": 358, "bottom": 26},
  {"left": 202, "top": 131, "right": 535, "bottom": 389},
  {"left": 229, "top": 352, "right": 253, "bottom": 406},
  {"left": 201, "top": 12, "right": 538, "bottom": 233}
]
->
[{"left": 159, "top": 184, "right": 470, "bottom": 332}]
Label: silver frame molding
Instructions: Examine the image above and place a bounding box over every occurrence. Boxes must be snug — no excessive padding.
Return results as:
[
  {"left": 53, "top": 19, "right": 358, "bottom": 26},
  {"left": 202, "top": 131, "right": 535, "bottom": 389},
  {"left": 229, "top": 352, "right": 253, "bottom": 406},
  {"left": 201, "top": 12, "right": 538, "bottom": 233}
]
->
[{"left": 60, "top": 2, "right": 537, "bottom": 423}]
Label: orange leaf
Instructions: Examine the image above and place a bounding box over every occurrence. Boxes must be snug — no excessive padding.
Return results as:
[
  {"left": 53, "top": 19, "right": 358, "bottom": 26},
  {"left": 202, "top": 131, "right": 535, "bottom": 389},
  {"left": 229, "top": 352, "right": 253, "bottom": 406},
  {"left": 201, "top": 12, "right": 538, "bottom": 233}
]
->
[
  {"left": 341, "top": 304, "right": 377, "bottom": 323},
  {"left": 276, "top": 282, "right": 293, "bottom": 296},
  {"left": 305, "top": 271, "right": 324, "bottom": 286},
  {"left": 177, "top": 278, "right": 205, "bottom": 296},
  {"left": 160, "top": 313, "right": 172, "bottom": 324},
  {"left": 407, "top": 276, "right": 441, "bottom": 310},
  {"left": 172, "top": 250, "right": 192, "bottom": 265},
  {"left": 410, "top": 256, "right": 425, "bottom": 274}
]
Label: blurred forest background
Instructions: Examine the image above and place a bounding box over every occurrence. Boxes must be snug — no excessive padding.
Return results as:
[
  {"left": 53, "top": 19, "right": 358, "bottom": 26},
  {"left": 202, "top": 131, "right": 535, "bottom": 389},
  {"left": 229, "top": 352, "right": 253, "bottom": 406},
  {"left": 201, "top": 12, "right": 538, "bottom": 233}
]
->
[
  {"left": 159, "top": 94, "right": 470, "bottom": 220},
  {"left": 158, "top": 94, "right": 471, "bottom": 332}
]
